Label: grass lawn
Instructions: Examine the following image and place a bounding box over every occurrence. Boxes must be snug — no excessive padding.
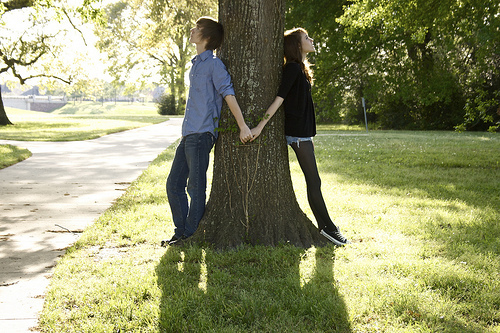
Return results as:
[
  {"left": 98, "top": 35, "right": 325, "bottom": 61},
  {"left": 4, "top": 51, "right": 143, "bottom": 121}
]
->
[
  {"left": 0, "top": 102, "right": 169, "bottom": 141},
  {"left": 38, "top": 130, "right": 500, "bottom": 332},
  {"left": 0, "top": 144, "right": 32, "bottom": 169}
]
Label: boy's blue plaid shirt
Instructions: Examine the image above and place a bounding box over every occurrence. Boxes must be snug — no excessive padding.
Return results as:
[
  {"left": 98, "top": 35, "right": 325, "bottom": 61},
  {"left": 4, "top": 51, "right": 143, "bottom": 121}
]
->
[{"left": 182, "top": 49, "right": 235, "bottom": 138}]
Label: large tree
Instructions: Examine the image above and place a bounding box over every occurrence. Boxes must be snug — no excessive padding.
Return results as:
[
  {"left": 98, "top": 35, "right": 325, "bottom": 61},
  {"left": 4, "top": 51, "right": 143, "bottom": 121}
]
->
[
  {"left": 0, "top": 0, "right": 102, "bottom": 125},
  {"left": 192, "top": 0, "right": 326, "bottom": 248}
]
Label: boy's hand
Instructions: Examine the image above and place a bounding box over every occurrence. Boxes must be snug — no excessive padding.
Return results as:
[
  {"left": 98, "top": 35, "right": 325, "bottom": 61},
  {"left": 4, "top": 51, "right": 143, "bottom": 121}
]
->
[
  {"left": 239, "top": 124, "right": 253, "bottom": 143},
  {"left": 223, "top": 95, "right": 253, "bottom": 143}
]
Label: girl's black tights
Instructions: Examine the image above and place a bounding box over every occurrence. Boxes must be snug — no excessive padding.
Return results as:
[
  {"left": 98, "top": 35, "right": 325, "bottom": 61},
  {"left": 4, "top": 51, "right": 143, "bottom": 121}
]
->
[{"left": 290, "top": 140, "right": 338, "bottom": 232}]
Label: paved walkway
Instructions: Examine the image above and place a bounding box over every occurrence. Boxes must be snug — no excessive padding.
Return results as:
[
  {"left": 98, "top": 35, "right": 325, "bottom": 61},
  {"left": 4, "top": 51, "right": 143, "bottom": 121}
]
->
[{"left": 0, "top": 118, "right": 182, "bottom": 332}]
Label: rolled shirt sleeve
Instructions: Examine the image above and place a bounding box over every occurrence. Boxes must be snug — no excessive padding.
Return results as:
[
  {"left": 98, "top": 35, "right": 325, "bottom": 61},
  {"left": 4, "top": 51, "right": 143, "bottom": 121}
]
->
[{"left": 212, "top": 58, "right": 235, "bottom": 98}]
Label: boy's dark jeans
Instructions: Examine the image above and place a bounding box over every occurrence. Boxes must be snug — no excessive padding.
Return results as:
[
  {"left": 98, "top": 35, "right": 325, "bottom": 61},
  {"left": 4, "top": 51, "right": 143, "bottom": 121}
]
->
[{"left": 166, "top": 132, "right": 215, "bottom": 238}]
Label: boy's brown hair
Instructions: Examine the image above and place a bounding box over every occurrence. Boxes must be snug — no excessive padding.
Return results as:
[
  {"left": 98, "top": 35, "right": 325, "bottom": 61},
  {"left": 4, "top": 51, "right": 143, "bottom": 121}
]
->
[{"left": 196, "top": 17, "right": 224, "bottom": 50}]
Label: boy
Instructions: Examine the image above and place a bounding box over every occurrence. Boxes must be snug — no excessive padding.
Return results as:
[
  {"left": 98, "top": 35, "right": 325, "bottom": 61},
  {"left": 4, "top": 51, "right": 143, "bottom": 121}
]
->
[{"left": 162, "top": 17, "right": 252, "bottom": 246}]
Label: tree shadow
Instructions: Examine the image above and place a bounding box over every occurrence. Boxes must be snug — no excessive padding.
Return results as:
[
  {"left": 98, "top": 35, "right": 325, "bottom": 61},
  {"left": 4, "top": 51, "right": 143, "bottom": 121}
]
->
[{"left": 156, "top": 244, "right": 351, "bottom": 332}]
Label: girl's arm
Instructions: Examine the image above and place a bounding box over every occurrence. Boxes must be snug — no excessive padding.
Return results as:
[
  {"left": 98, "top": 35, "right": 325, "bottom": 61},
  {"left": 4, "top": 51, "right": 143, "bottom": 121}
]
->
[{"left": 250, "top": 96, "right": 284, "bottom": 141}]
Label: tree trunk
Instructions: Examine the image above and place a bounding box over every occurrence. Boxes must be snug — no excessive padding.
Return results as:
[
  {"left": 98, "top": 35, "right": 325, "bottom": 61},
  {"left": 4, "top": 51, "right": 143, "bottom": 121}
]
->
[
  {"left": 0, "top": 86, "right": 13, "bottom": 126},
  {"left": 193, "top": 0, "right": 325, "bottom": 248}
]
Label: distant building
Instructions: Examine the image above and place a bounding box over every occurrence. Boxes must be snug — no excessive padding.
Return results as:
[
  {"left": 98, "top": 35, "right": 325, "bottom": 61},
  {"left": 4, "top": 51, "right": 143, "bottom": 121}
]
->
[
  {"left": 21, "top": 86, "right": 40, "bottom": 96},
  {"left": 3, "top": 95, "right": 67, "bottom": 112},
  {"left": 1, "top": 84, "right": 11, "bottom": 93}
]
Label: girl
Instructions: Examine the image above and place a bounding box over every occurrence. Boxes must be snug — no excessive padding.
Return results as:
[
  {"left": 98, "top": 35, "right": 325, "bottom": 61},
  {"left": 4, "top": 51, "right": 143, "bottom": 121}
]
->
[{"left": 250, "top": 28, "right": 349, "bottom": 246}]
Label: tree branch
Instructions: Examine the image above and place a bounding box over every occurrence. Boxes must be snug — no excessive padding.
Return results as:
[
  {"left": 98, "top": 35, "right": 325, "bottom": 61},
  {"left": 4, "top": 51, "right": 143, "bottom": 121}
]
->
[
  {"left": 23, "top": 73, "right": 72, "bottom": 84},
  {"left": 62, "top": 7, "right": 88, "bottom": 46},
  {"left": 1, "top": 38, "right": 71, "bottom": 85}
]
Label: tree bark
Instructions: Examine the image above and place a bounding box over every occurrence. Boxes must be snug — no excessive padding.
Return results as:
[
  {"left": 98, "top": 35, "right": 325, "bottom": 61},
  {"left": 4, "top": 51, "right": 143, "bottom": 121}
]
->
[
  {"left": 193, "top": 0, "right": 325, "bottom": 248},
  {"left": 0, "top": 86, "right": 14, "bottom": 126}
]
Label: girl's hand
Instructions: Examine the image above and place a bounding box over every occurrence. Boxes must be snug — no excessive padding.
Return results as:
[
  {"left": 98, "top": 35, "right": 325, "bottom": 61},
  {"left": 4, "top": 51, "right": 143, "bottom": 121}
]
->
[{"left": 250, "top": 126, "right": 262, "bottom": 141}]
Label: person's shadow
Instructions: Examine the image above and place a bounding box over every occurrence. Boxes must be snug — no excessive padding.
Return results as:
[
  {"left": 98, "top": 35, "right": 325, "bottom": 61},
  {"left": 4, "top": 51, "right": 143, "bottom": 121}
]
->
[{"left": 156, "top": 244, "right": 351, "bottom": 332}]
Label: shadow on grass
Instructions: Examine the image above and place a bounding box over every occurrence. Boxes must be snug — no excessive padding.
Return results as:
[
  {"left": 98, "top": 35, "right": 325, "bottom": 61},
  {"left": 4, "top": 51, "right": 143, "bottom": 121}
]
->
[{"left": 156, "top": 244, "right": 351, "bottom": 332}]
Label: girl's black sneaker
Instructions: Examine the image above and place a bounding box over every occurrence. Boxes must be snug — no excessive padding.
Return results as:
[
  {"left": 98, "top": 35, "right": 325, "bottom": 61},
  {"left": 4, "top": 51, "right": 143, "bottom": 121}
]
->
[{"left": 320, "top": 228, "right": 350, "bottom": 246}]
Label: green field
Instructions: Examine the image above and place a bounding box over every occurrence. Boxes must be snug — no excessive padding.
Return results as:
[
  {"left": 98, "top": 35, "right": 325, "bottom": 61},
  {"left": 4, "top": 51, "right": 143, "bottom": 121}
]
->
[
  {"left": 0, "top": 144, "right": 32, "bottom": 169},
  {"left": 0, "top": 102, "right": 169, "bottom": 142},
  {"left": 37, "top": 128, "right": 500, "bottom": 332}
]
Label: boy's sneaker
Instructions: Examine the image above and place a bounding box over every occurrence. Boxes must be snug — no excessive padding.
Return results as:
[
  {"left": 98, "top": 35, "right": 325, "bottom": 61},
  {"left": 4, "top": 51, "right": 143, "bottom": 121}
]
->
[
  {"left": 169, "top": 235, "right": 189, "bottom": 247},
  {"left": 161, "top": 235, "right": 180, "bottom": 247},
  {"left": 320, "top": 228, "right": 350, "bottom": 246}
]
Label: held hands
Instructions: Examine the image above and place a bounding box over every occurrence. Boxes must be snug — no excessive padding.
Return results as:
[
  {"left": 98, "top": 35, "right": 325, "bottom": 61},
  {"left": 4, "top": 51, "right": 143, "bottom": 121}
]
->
[
  {"left": 239, "top": 124, "right": 263, "bottom": 144},
  {"left": 249, "top": 126, "right": 263, "bottom": 142},
  {"left": 239, "top": 124, "right": 253, "bottom": 143},
  {"left": 227, "top": 95, "right": 281, "bottom": 144},
  {"left": 239, "top": 124, "right": 263, "bottom": 143}
]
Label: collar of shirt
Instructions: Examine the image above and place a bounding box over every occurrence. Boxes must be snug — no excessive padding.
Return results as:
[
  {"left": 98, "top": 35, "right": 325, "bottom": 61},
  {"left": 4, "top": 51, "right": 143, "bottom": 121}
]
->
[{"left": 192, "top": 49, "right": 213, "bottom": 65}]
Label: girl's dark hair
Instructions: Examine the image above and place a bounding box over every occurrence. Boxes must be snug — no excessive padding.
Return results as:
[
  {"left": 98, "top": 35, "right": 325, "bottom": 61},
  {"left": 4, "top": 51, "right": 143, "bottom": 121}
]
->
[
  {"left": 284, "top": 28, "right": 313, "bottom": 83},
  {"left": 196, "top": 16, "right": 224, "bottom": 50}
]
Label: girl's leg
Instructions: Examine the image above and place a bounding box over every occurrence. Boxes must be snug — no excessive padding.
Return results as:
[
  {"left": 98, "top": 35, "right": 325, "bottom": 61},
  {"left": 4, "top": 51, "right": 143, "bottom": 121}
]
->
[{"left": 290, "top": 140, "right": 337, "bottom": 231}]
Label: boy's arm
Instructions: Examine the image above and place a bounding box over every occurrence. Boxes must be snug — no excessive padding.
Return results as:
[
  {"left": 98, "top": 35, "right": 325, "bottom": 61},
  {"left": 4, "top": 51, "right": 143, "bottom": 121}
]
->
[{"left": 224, "top": 94, "right": 252, "bottom": 143}]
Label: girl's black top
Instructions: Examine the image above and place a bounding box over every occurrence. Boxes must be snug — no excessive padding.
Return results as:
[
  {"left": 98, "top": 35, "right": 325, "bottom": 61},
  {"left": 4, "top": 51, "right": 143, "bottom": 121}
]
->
[{"left": 277, "top": 62, "right": 316, "bottom": 137}]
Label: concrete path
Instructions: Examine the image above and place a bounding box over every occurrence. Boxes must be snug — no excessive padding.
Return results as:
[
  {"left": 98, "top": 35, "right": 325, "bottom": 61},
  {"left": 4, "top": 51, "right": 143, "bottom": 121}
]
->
[{"left": 0, "top": 118, "right": 182, "bottom": 332}]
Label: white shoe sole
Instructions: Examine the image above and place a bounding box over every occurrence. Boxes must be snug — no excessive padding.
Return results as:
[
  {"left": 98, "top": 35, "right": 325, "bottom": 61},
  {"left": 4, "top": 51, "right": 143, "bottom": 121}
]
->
[{"left": 320, "top": 229, "right": 349, "bottom": 246}]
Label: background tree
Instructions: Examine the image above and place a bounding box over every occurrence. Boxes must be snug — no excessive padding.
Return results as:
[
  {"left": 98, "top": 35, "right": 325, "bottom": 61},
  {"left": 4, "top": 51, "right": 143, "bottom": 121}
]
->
[
  {"left": 285, "top": 0, "right": 350, "bottom": 124},
  {"left": 96, "top": 0, "right": 216, "bottom": 114},
  {"left": 0, "top": 0, "right": 102, "bottom": 125},
  {"left": 193, "top": 0, "right": 326, "bottom": 248},
  {"left": 337, "top": 0, "right": 464, "bottom": 130},
  {"left": 286, "top": 0, "right": 500, "bottom": 131},
  {"left": 0, "top": 85, "right": 9, "bottom": 125}
]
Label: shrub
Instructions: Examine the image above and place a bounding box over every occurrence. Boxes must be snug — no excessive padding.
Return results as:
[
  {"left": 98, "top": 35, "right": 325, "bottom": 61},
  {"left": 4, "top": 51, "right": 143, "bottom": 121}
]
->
[{"left": 157, "top": 94, "right": 179, "bottom": 115}]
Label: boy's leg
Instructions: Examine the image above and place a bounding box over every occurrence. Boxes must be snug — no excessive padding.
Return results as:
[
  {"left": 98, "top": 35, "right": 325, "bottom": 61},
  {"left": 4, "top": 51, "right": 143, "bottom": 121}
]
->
[
  {"left": 166, "top": 138, "right": 189, "bottom": 238},
  {"left": 183, "top": 132, "right": 215, "bottom": 237}
]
